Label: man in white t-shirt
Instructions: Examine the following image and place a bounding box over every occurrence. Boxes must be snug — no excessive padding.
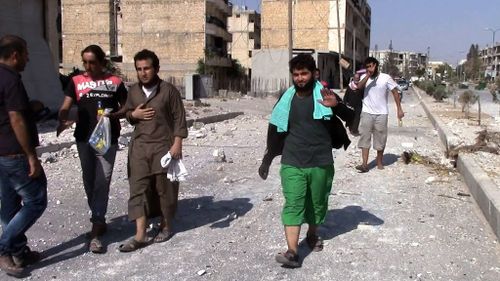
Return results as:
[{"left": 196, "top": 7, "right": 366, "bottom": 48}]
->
[{"left": 354, "top": 57, "right": 404, "bottom": 172}]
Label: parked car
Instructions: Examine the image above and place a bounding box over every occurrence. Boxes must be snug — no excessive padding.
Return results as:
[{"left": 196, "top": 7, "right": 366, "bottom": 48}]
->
[{"left": 396, "top": 78, "right": 409, "bottom": 91}]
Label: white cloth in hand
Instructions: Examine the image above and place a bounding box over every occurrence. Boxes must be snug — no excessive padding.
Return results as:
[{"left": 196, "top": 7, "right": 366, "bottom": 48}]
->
[{"left": 160, "top": 152, "right": 188, "bottom": 182}]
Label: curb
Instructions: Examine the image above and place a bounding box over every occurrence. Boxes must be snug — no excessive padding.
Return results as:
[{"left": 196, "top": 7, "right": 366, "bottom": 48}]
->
[
  {"left": 36, "top": 111, "right": 244, "bottom": 155},
  {"left": 457, "top": 154, "right": 500, "bottom": 238},
  {"left": 415, "top": 86, "right": 500, "bottom": 239},
  {"left": 414, "top": 88, "right": 455, "bottom": 156}
]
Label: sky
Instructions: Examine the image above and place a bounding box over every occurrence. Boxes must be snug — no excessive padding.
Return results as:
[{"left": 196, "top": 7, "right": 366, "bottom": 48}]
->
[{"left": 236, "top": 0, "right": 500, "bottom": 66}]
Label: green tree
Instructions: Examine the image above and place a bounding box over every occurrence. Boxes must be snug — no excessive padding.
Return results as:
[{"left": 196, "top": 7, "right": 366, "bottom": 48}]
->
[
  {"left": 227, "top": 59, "right": 246, "bottom": 78},
  {"left": 459, "top": 90, "right": 478, "bottom": 118},
  {"left": 415, "top": 68, "right": 426, "bottom": 79},
  {"left": 464, "top": 44, "right": 482, "bottom": 80},
  {"left": 435, "top": 63, "right": 453, "bottom": 80},
  {"left": 433, "top": 85, "right": 450, "bottom": 101}
]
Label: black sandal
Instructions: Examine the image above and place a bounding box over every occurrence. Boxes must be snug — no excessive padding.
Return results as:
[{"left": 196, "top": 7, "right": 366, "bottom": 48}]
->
[
  {"left": 275, "top": 250, "right": 300, "bottom": 268},
  {"left": 118, "top": 239, "right": 149, "bottom": 253},
  {"left": 355, "top": 164, "right": 369, "bottom": 173},
  {"left": 306, "top": 234, "right": 324, "bottom": 252}
]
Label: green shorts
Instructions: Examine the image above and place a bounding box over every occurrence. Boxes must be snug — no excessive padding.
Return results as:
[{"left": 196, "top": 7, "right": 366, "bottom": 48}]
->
[{"left": 280, "top": 164, "right": 334, "bottom": 226}]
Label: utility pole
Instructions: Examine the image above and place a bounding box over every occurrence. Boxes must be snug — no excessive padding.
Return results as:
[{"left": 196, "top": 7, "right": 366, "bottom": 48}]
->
[
  {"left": 288, "top": 0, "right": 293, "bottom": 85},
  {"left": 353, "top": 28, "right": 356, "bottom": 75},
  {"left": 336, "top": 0, "right": 343, "bottom": 91}
]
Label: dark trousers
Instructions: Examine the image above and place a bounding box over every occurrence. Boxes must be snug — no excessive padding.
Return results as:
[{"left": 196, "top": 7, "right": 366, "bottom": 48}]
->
[{"left": 77, "top": 142, "right": 117, "bottom": 224}]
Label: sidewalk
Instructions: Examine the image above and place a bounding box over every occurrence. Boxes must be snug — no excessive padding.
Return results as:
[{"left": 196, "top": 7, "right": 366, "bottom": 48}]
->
[{"left": 414, "top": 86, "right": 500, "bottom": 240}]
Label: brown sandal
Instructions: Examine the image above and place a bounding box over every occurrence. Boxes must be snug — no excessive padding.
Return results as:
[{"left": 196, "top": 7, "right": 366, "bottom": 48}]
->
[
  {"left": 153, "top": 229, "right": 174, "bottom": 243},
  {"left": 118, "top": 239, "right": 149, "bottom": 253}
]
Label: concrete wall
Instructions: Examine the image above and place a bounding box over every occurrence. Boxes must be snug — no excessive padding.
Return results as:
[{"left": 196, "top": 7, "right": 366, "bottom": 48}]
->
[
  {"left": 0, "top": 0, "right": 63, "bottom": 110},
  {"left": 251, "top": 49, "right": 342, "bottom": 95},
  {"left": 251, "top": 49, "right": 290, "bottom": 96}
]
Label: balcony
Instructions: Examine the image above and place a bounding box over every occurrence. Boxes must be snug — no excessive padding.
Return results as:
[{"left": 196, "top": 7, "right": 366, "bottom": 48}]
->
[
  {"left": 206, "top": 22, "right": 232, "bottom": 42},
  {"left": 206, "top": 55, "right": 232, "bottom": 67},
  {"left": 207, "top": 0, "right": 232, "bottom": 16}
]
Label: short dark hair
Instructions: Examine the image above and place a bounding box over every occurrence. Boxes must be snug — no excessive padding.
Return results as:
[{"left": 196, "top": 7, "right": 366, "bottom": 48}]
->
[
  {"left": 364, "top": 56, "right": 379, "bottom": 67},
  {"left": 134, "top": 49, "right": 160, "bottom": 69},
  {"left": 289, "top": 54, "right": 316, "bottom": 73},
  {"left": 81, "top": 45, "right": 107, "bottom": 64},
  {"left": 0, "top": 35, "right": 27, "bottom": 60}
]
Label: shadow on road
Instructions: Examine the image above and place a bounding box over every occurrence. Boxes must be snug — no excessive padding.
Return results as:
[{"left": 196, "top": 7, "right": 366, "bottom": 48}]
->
[
  {"left": 321, "top": 205, "right": 384, "bottom": 239},
  {"left": 29, "top": 215, "right": 133, "bottom": 272},
  {"left": 297, "top": 205, "right": 384, "bottom": 262},
  {"left": 176, "top": 196, "right": 253, "bottom": 231},
  {"left": 367, "top": 153, "right": 400, "bottom": 169},
  {"left": 27, "top": 197, "right": 252, "bottom": 274}
]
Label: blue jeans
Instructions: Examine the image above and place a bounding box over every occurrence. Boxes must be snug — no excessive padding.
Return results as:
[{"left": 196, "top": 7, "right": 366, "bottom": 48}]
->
[
  {"left": 77, "top": 142, "right": 117, "bottom": 224},
  {"left": 0, "top": 155, "right": 47, "bottom": 256}
]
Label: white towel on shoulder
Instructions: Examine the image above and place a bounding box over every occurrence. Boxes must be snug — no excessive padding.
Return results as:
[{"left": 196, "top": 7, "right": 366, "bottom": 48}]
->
[{"left": 160, "top": 152, "right": 188, "bottom": 182}]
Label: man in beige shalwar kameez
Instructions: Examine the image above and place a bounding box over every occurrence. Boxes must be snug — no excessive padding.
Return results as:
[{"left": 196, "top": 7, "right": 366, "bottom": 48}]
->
[{"left": 118, "top": 49, "right": 187, "bottom": 252}]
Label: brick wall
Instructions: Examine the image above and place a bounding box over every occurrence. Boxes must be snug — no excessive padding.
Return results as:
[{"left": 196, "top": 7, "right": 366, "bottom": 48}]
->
[
  {"left": 62, "top": 0, "right": 206, "bottom": 82},
  {"left": 262, "top": 0, "right": 330, "bottom": 50},
  {"left": 62, "top": 0, "right": 112, "bottom": 68}
]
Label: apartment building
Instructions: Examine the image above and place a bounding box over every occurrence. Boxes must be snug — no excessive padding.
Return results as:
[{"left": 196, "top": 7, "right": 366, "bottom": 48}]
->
[
  {"left": 370, "top": 49, "right": 428, "bottom": 78},
  {"left": 227, "top": 5, "right": 261, "bottom": 77},
  {"left": 62, "top": 0, "right": 233, "bottom": 90},
  {"left": 426, "top": 61, "right": 446, "bottom": 79},
  {"left": 261, "top": 0, "right": 371, "bottom": 68},
  {"left": 480, "top": 43, "right": 499, "bottom": 79}
]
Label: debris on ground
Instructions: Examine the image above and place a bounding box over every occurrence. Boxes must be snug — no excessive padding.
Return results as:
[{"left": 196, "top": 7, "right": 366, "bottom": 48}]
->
[
  {"left": 401, "top": 150, "right": 454, "bottom": 175},
  {"left": 448, "top": 129, "right": 500, "bottom": 157}
]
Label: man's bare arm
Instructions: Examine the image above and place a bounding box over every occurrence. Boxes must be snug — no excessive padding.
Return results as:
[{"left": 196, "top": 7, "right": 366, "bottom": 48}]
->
[{"left": 391, "top": 88, "right": 405, "bottom": 119}]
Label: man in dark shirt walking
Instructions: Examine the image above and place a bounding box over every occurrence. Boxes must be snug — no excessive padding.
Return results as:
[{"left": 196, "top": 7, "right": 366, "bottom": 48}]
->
[
  {"left": 266, "top": 54, "right": 340, "bottom": 268},
  {"left": 0, "top": 35, "right": 47, "bottom": 277}
]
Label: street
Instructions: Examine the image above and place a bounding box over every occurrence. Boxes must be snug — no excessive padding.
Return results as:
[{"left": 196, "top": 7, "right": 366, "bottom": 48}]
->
[{"left": 15, "top": 91, "right": 500, "bottom": 280}]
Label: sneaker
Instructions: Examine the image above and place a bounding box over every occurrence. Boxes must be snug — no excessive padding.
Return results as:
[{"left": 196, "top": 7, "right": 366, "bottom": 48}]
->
[
  {"left": 275, "top": 250, "right": 300, "bottom": 268},
  {"left": 0, "top": 255, "right": 24, "bottom": 277},
  {"left": 12, "top": 249, "right": 41, "bottom": 267}
]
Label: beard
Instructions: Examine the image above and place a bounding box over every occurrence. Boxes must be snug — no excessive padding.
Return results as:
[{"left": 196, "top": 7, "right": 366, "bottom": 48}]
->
[{"left": 293, "top": 77, "right": 315, "bottom": 92}]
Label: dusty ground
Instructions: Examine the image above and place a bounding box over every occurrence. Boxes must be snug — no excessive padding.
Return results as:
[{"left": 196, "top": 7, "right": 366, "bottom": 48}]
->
[
  {"left": 3, "top": 92, "right": 500, "bottom": 280},
  {"left": 417, "top": 88, "right": 500, "bottom": 187}
]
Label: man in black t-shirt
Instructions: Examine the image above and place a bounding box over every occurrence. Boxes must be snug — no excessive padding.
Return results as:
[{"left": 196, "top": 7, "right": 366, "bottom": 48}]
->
[
  {"left": 0, "top": 35, "right": 47, "bottom": 278},
  {"left": 269, "top": 54, "right": 339, "bottom": 268}
]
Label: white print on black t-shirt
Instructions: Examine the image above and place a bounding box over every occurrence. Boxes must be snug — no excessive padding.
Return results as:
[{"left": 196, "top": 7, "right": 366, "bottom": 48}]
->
[
  {"left": 78, "top": 92, "right": 115, "bottom": 99},
  {"left": 77, "top": 81, "right": 119, "bottom": 100},
  {"left": 77, "top": 80, "right": 115, "bottom": 91}
]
